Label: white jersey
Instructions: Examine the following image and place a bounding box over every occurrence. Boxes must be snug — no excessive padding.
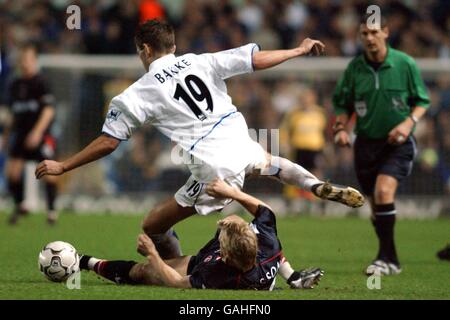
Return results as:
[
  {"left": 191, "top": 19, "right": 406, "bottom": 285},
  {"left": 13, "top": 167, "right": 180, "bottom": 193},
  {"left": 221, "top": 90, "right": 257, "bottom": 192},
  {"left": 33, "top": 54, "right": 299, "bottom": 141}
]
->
[{"left": 102, "top": 43, "right": 262, "bottom": 181}]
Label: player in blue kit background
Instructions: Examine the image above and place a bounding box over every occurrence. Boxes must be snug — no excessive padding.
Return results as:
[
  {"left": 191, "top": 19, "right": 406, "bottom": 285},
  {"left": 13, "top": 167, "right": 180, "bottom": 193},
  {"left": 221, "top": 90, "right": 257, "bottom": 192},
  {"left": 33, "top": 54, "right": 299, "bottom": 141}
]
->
[
  {"left": 5, "top": 44, "right": 58, "bottom": 225},
  {"left": 78, "top": 178, "right": 324, "bottom": 290}
]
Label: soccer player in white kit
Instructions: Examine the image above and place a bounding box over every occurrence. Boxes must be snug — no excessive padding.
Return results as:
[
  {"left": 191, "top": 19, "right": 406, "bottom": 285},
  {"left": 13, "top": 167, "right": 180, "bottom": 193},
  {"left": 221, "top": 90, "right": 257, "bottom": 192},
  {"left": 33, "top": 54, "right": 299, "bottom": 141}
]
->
[{"left": 35, "top": 20, "right": 363, "bottom": 277}]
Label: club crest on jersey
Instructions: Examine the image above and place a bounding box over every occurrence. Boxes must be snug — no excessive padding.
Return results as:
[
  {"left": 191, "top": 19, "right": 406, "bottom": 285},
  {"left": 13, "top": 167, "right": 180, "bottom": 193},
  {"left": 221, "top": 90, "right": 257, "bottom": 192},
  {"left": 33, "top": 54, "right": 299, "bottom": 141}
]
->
[
  {"left": 106, "top": 109, "right": 122, "bottom": 122},
  {"left": 355, "top": 101, "right": 367, "bottom": 117}
]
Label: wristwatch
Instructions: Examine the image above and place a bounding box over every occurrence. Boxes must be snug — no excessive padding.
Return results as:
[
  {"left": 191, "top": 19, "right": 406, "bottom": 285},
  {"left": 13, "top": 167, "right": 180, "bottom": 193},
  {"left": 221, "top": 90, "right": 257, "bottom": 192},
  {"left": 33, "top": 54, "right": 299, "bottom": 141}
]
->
[{"left": 409, "top": 115, "right": 419, "bottom": 125}]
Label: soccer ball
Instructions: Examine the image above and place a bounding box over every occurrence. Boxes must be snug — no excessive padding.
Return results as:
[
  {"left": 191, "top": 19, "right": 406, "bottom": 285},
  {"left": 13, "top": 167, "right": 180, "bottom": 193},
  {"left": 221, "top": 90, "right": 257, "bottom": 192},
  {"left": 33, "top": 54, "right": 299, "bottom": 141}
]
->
[{"left": 38, "top": 241, "right": 80, "bottom": 282}]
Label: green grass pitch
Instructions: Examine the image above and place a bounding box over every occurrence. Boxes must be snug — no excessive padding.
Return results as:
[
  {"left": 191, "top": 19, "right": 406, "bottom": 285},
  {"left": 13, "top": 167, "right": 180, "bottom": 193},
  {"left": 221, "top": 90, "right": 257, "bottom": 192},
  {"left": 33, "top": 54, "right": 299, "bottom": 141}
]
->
[{"left": 0, "top": 211, "right": 448, "bottom": 300}]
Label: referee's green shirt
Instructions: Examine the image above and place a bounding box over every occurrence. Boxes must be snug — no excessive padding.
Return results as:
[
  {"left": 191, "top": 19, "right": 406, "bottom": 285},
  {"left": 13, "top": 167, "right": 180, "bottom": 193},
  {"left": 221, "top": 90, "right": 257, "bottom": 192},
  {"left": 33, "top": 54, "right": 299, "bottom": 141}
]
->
[{"left": 333, "top": 47, "right": 430, "bottom": 139}]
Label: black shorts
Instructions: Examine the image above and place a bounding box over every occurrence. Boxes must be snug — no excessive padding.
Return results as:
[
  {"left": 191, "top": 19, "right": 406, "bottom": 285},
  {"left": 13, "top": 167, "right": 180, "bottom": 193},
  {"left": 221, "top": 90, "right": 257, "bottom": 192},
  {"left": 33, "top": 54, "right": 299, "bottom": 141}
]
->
[
  {"left": 9, "top": 133, "right": 56, "bottom": 162},
  {"left": 294, "top": 149, "right": 320, "bottom": 171},
  {"left": 354, "top": 135, "right": 417, "bottom": 195}
]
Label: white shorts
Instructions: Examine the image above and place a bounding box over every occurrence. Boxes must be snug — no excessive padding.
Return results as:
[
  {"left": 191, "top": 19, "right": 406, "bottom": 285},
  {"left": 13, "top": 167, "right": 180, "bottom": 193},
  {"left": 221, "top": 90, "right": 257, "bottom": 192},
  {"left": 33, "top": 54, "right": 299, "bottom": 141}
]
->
[{"left": 174, "top": 141, "right": 267, "bottom": 215}]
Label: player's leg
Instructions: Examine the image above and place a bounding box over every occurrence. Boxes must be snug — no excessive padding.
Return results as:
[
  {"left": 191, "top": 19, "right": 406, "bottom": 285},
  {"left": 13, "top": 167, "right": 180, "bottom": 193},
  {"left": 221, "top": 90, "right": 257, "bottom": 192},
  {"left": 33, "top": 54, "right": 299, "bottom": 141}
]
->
[
  {"left": 255, "top": 152, "right": 320, "bottom": 189},
  {"left": 371, "top": 174, "right": 401, "bottom": 271},
  {"left": 129, "top": 256, "right": 192, "bottom": 285},
  {"left": 39, "top": 134, "right": 59, "bottom": 224},
  {"left": 79, "top": 255, "right": 138, "bottom": 284},
  {"left": 79, "top": 254, "right": 191, "bottom": 285},
  {"left": 365, "top": 136, "right": 415, "bottom": 275},
  {"left": 278, "top": 256, "right": 324, "bottom": 289},
  {"left": 367, "top": 196, "right": 382, "bottom": 257},
  {"left": 43, "top": 175, "right": 58, "bottom": 224},
  {"left": 366, "top": 175, "right": 401, "bottom": 275},
  {"left": 141, "top": 197, "right": 196, "bottom": 259},
  {"left": 5, "top": 158, "right": 27, "bottom": 224},
  {"left": 162, "top": 256, "right": 192, "bottom": 276},
  {"left": 255, "top": 152, "right": 364, "bottom": 208},
  {"left": 6, "top": 158, "right": 25, "bottom": 205},
  {"left": 353, "top": 138, "right": 392, "bottom": 275}
]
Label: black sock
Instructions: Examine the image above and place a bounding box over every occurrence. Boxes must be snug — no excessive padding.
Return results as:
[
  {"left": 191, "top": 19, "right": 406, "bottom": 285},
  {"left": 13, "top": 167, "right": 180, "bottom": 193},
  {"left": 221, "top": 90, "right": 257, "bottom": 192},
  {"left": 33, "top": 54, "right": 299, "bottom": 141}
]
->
[
  {"left": 45, "top": 183, "right": 57, "bottom": 211},
  {"left": 8, "top": 178, "right": 24, "bottom": 208},
  {"left": 371, "top": 218, "right": 382, "bottom": 259},
  {"left": 390, "top": 234, "right": 399, "bottom": 265},
  {"left": 79, "top": 255, "right": 92, "bottom": 271},
  {"left": 374, "top": 204, "right": 399, "bottom": 265},
  {"left": 95, "top": 260, "right": 137, "bottom": 285},
  {"left": 287, "top": 271, "right": 301, "bottom": 284},
  {"left": 150, "top": 229, "right": 182, "bottom": 259}
]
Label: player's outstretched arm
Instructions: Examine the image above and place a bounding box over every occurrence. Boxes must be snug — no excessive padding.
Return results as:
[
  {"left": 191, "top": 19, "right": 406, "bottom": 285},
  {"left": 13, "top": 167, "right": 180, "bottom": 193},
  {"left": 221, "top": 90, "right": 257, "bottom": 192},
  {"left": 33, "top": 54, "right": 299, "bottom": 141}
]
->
[
  {"left": 206, "top": 178, "right": 271, "bottom": 217},
  {"left": 35, "top": 133, "right": 120, "bottom": 179},
  {"left": 252, "top": 38, "right": 325, "bottom": 70},
  {"left": 136, "top": 234, "right": 192, "bottom": 289}
]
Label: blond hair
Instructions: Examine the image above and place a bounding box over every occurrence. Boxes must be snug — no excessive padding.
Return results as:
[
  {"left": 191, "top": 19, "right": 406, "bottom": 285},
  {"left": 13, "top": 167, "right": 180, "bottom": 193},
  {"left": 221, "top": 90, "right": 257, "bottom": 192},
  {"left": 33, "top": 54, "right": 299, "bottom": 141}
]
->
[{"left": 218, "top": 218, "right": 258, "bottom": 272}]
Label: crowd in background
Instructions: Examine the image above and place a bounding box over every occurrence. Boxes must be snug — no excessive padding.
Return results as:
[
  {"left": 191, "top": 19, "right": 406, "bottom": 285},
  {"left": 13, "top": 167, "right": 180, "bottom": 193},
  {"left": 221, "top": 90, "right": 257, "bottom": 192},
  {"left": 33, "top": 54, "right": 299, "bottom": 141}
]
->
[
  {"left": 0, "top": 0, "right": 449, "bottom": 197},
  {"left": 1, "top": 0, "right": 449, "bottom": 57}
]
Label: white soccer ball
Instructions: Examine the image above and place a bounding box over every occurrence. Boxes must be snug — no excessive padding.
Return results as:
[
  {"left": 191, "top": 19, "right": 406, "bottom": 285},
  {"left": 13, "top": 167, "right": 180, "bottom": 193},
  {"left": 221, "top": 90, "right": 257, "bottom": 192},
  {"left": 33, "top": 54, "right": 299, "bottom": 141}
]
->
[{"left": 38, "top": 241, "right": 80, "bottom": 282}]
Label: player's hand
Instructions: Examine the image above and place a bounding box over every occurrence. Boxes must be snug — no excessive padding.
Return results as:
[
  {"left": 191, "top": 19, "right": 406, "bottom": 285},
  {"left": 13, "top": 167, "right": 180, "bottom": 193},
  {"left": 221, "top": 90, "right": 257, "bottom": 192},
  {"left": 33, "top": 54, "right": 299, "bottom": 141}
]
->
[
  {"left": 388, "top": 118, "right": 414, "bottom": 145},
  {"left": 334, "top": 130, "right": 352, "bottom": 147},
  {"left": 206, "top": 178, "right": 237, "bottom": 199},
  {"left": 25, "top": 130, "right": 42, "bottom": 150},
  {"left": 297, "top": 38, "right": 325, "bottom": 56},
  {"left": 137, "top": 234, "right": 157, "bottom": 257},
  {"left": 35, "top": 160, "right": 64, "bottom": 179}
]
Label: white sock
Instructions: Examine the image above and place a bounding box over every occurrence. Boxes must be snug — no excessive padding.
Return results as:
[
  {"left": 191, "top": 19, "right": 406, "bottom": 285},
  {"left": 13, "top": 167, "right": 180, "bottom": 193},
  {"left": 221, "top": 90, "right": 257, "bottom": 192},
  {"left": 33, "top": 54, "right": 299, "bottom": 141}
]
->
[
  {"left": 263, "top": 156, "right": 323, "bottom": 191},
  {"left": 278, "top": 258, "right": 295, "bottom": 281},
  {"left": 87, "top": 257, "right": 102, "bottom": 271}
]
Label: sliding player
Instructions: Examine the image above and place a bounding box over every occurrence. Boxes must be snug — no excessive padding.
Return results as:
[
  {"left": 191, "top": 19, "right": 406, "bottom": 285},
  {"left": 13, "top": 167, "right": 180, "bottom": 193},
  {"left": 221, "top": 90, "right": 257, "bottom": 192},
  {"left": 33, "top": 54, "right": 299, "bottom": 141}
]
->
[{"left": 79, "top": 178, "right": 324, "bottom": 290}]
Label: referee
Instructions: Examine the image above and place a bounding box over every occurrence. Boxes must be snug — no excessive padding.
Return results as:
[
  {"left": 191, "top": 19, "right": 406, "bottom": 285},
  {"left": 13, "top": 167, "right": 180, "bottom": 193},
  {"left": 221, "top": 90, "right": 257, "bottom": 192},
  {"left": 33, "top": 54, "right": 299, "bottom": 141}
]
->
[
  {"left": 332, "top": 15, "right": 430, "bottom": 276},
  {"left": 4, "top": 44, "right": 58, "bottom": 225}
]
